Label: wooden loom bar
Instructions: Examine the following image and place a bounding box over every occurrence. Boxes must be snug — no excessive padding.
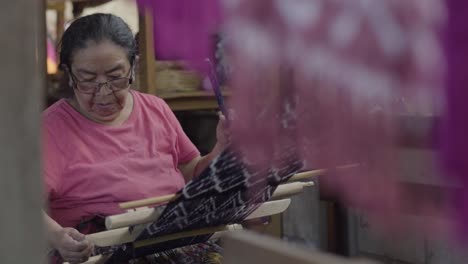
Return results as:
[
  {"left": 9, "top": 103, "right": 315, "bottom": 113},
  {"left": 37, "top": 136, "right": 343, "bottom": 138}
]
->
[
  {"left": 119, "top": 193, "right": 179, "bottom": 210},
  {"left": 118, "top": 170, "right": 323, "bottom": 209},
  {"left": 137, "top": 6, "right": 157, "bottom": 93},
  {"left": 89, "top": 199, "right": 292, "bottom": 247},
  {"left": 119, "top": 164, "right": 359, "bottom": 210},
  {"left": 118, "top": 181, "right": 306, "bottom": 210},
  {"left": 73, "top": 225, "right": 243, "bottom": 264},
  {"left": 110, "top": 181, "right": 312, "bottom": 229},
  {"left": 67, "top": 200, "right": 291, "bottom": 263}
]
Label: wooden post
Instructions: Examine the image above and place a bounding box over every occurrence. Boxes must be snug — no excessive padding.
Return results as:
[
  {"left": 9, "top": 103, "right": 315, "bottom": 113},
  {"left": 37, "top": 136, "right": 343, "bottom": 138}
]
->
[
  {"left": 0, "top": 0, "right": 46, "bottom": 262},
  {"left": 55, "top": 2, "right": 65, "bottom": 43},
  {"left": 137, "top": 7, "right": 157, "bottom": 94}
]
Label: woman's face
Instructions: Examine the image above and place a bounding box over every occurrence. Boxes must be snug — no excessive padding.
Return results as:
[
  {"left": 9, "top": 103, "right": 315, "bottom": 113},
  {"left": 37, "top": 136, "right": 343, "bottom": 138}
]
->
[{"left": 69, "top": 40, "right": 132, "bottom": 124}]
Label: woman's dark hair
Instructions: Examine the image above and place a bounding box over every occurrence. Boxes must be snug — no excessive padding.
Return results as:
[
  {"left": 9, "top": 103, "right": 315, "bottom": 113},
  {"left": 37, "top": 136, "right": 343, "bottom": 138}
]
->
[
  {"left": 59, "top": 13, "right": 137, "bottom": 70},
  {"left": 54, "top": 13, "right": 137, "bottom": 99}
]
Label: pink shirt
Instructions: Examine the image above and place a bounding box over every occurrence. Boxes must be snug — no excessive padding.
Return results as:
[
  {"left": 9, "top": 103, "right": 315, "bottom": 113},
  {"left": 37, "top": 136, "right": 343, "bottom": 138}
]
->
[{"left": 42, "top": 91, "right": 199, "bottom": 228}]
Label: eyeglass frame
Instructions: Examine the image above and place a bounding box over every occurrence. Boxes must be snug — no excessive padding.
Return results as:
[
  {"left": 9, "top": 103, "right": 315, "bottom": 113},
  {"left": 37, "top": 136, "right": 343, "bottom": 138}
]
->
[{"left": 68, "top": 67, "right": 134, "bottom": 94}]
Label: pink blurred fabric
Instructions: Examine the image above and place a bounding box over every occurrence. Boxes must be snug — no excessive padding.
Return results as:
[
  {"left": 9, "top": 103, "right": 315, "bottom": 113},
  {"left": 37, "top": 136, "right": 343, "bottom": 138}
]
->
[
  {"left": 224, "top": 0, "right": 450, "bottom": 236},
  {"left": 137, "top": 0, "right": 223, "bottom": 88},
  {"left": 440, "top": 0, "right": 468, "bottom": 242}
]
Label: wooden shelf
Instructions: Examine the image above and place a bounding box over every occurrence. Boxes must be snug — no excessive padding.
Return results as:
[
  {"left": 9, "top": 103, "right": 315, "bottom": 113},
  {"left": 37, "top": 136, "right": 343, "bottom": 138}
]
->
[{"left": 156, "top": 90, "right": 230, "bottom": 112}]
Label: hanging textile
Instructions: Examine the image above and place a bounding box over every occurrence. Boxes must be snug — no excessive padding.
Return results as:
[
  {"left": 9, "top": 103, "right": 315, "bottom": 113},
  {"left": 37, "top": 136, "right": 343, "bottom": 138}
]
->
[
  {"left": 224, "top": 0, "right": 448, "bottom": 236},
  {"left": 440, "top": 0, "right": 468, "bottom": 242},
  {"left": 136, "top": 0, "right": 224, "bottom": 86}
]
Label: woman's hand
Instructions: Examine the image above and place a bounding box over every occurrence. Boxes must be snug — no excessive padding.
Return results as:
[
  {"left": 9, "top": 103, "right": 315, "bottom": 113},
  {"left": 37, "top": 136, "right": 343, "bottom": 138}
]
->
[
  {"left": 50, "top": 227, "right": 94, "bottom": 263},
  {"left": 214, "top": 112, "right": 229, "bottom": 153}
]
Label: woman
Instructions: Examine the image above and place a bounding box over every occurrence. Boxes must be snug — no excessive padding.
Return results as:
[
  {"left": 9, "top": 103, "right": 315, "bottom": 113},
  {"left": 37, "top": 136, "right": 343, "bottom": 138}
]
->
[{"left": 43, "top": 13, "right": 226, "bottom": 263}]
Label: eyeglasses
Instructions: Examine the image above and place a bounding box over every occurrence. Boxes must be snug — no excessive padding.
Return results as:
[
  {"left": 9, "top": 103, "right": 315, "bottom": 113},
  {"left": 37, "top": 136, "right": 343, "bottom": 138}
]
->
[{"left": 70, "top": 70, "right": 132, "bottom": 94}]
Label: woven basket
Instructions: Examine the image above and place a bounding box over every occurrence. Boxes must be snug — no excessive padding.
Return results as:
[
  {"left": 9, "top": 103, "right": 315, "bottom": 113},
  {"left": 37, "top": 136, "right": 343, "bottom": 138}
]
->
[
  {"left": 155, "top": 69, "right": 201, "bottom": 93},
  {"left": 154, "top": 60, "right": 202, "bottom": 93}
]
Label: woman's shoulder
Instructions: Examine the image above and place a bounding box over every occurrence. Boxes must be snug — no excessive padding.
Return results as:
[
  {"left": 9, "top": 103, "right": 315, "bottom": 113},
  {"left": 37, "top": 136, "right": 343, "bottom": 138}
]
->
[
  {"left": 42, "top": 99, "right": 78, "bottom": 132},
  {"left": 41, "top": 100, "right": 73, "bottom": 149},
  {"left": 132, "top": 90, "right": 170, "bottom": 111},
  {"left": 43, "top": 99, "right": 68, "bottom": 123}
]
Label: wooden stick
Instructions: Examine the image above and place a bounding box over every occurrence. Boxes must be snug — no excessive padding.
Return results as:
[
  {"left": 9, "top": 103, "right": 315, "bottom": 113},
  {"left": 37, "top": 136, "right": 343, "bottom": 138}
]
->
[
  {"left": 210, "top": 225, "right": 243, "bottom": 240},
  {"left": 109, "top": 182, "right": 310, "bottom": 230},
  {"left": 86, "top": 225, "right": 142, "bottom": 248},
  {"left": 270, "top": 181, "right": 314, "bottom": 200},
  {"left": 106, "top": 205, "right": 166, "bottom": 230},
  {"left": 288, "top": 169, "right": 325, "bottom": 182},
  {"left": 138, "top": 6, "right": 157, "bottom": 94},
  {"left": 91, "top": 199, "right": 291, "bottom": 247},
  {"left": 246, "top": 198, "right": 291, "bottom": 220},
  {"left": 288, "top": 164, "right": 359, "bottom": 182},
  {"left": 119, "top": 193, "right": 178, "bottom": 210}
]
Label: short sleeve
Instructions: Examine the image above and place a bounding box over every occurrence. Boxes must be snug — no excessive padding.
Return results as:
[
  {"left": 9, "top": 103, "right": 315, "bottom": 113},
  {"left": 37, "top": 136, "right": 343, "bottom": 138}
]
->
[
  {"left": 42, "top": 124, "right": 65, "bottom": 199},
  {"left": 160, "top": 100, "right": 200, "bottom": 164}
]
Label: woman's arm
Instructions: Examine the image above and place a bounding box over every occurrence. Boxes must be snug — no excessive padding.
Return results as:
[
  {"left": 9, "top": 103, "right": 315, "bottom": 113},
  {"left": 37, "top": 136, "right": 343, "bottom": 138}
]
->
[
  {"left": 178, "top": 143, "right": 224, "bottom": 182},
  {"left": 178, "top": 114, "right": 227, "bottom": 182}
]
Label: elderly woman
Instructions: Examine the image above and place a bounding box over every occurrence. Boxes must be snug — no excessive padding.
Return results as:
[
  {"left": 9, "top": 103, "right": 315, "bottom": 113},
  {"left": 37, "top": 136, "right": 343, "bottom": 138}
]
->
[{"left": 43, "top": 13, "right": 225, "bottom": 263}]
